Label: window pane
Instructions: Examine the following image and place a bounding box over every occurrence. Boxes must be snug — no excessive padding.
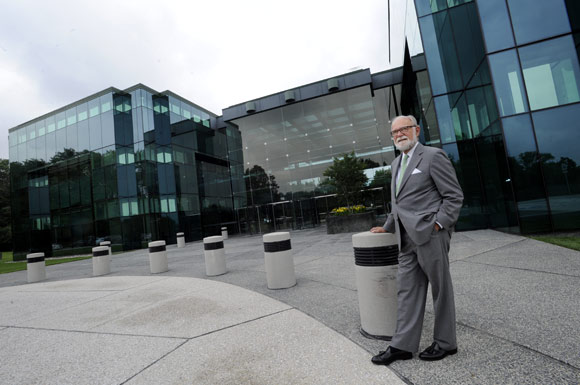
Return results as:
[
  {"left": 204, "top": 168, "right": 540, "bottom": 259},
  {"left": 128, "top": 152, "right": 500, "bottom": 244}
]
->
[
  {"left": 66, "top": 107, "right": 77, "bottom": 126},
  {"left": 519, "top": 35, "right": 580, "bottom": 110},
  {"left": 507, "top": 0, "right": 571, "bottom": 45},
  {"left": 488, "top": 49, "right": 528, "bottom": 116},
  {"left": 502, "top": 115, "right": 550, "bottom": 232},
  {"left": 434, "top": 92, "right": 472, "bottom": 143},
  {"left": 419, "top": 12, "right": 463, "bottom": 95},
  {"left": 477, "top": 0, "right": 514, "bottom": 52},
  {"left": 532, "top": 104, "right": 580, "bottom": 230}
]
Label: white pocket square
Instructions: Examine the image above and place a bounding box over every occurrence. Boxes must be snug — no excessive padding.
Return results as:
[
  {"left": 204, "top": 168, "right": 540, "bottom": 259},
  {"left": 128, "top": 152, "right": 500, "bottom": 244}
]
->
[{"left": 411, "top": 168, "right": 422, "bottom": 174}]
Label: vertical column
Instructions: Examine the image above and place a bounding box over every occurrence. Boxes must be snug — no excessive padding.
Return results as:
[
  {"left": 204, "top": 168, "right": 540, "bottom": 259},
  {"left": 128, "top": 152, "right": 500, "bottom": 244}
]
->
[
  {"left": 203, "top": 236, "right": 227, "bottom": 276},
  {"left": 26, "top": 252, "right": 46, "bottom": 283},
  {"left": 92, "top": 246, "right": 111, "bottom": 276},
  {"left": 148, "top": 240, "right": 168, "bottom": 274},
  {"left": 263, "top": 232, "right": 296, "bottom": 289}
]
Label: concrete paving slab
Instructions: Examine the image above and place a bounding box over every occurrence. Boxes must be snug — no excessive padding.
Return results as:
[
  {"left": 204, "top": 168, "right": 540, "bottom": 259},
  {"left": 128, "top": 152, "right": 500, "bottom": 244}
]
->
[
  {"left": 452, "top": 261, "right": 580, "bottom": 367},
  {"left": 16, "top": 298, "right": 153, "bottom": 331},
  {"left": 0, "top": 290, "right": 113, "bottom": 325},
  {"left": 12, "top": 275, "right": 164, "bottom": 292},
  {"left": 390, "top": 314, "right": 580, "bottom": 385},
  {"left": 92, "top": 280, "right": 292, "bottom": 338},
  {"left": 448, "top": 238, "right": 520, "bottom": 261},
  {"left": 459, "top": 229, "right": 526, "bottom": 242},
  {"left": 127, "top": 309, "right": 405, "bottom": 385},
  {"left": 464, "top": 238, "right": 580, "bottom": 277},
  {"left": 294, "top": 254, "right": 357, "bottom": 290},
  {"left": 0, "top": 328, "right": 184, "bottom": 385}
]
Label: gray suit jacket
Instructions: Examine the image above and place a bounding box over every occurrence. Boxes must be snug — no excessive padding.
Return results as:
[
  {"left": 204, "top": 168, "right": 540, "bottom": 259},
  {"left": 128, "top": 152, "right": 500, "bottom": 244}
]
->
[{"left": 384, "top": 143, "right": 463, "bottom": 246}]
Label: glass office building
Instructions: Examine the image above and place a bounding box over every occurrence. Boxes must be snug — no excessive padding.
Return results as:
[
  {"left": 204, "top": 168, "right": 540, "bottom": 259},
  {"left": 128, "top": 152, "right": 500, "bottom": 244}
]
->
[
  {"left": 9, "top": 85, "right": 242, "bottom": 258},
  {"left": 8, "top": 0, "right": 580, "bottom": 257}
]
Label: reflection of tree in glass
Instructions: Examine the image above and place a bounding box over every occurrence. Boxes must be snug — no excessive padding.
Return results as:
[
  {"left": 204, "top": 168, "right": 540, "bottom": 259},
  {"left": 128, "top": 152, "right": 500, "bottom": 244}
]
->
[
  {"left": 369, "top": 169, "right": 392, "bottom": 188},
  {"left": 322, "top": 151, "right": 368, "bottom": 207},
  {"left": 245, "top": 165, "right": 281, "bottom": 204}
]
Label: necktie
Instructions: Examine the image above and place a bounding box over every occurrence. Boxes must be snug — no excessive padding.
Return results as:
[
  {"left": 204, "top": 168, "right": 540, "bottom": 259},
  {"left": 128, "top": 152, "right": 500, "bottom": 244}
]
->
[{"left": 396, "top": 154, "right": 408, "bottom": 196}]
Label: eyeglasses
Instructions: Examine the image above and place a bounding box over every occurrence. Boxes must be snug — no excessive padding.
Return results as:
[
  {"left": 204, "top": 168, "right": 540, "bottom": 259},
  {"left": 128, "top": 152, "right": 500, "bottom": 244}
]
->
[{"left": 390, "top": 125, "right": 416, "bottom": 137}]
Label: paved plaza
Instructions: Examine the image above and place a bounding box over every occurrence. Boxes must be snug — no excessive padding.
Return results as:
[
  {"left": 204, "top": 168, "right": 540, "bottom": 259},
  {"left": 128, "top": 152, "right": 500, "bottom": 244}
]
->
[{"left": 1, "top": 227, "right": 579, "bottom": 384}]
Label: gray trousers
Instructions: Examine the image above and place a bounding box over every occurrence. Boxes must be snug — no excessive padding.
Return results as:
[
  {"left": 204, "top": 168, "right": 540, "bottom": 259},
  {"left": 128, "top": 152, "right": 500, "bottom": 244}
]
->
[{"left": 390, "top": 226, "right": 457, "bottom": 352}]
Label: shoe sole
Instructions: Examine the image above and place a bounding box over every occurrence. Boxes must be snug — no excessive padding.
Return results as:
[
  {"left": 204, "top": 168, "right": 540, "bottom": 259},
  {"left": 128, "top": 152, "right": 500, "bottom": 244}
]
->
[{"left": 419, "top": 349, "right": 458, "bottom": 361}]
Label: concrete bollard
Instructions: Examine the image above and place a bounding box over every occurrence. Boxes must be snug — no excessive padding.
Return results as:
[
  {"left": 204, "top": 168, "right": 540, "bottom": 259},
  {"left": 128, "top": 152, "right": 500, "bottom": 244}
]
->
[
  {"left": 221, "top": 226, "right": 228, "bottom": 240},
  {"left": 176, "top": 232, "right": 185, "bottom": 248},
  {"left": 92, "top": 246, "right": 111, "bottom": 276},
  {"left": 148, "top": 240, "right": 168, "bottom": 274},
  {"left": 203, "top": 236, "right": 227, "bottom": 276},
  {"left": 27, "top": 252, "right": 46, "bottom": 283},
  {"left": 352, "top": 231, "right": 399, "bottom": 340},
  {"left": 99, "top": 241, "right": 112, "bottom": 255},
  {"left": 263, "top": 232, "right": 296, "bottom": 289}
]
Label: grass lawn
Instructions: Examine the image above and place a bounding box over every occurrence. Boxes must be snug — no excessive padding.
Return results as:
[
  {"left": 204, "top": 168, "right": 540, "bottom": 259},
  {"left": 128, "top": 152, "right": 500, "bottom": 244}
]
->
[
  {"left": 0, "top": 255, "right": 91, "bottom": 274},
  {"left": 529, "top": 236, "right": 580, "bottom": 252}
]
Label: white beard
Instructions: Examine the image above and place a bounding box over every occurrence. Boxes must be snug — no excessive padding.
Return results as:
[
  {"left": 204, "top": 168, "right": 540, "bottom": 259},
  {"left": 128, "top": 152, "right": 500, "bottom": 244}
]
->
[{"left": 394, "top": 130, "right": 418, "bottom": 152}]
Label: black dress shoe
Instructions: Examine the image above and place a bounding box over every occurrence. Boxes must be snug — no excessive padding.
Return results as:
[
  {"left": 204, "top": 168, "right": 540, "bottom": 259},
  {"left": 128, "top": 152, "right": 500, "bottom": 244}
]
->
[
  {"left": 371, "top": 346, "right": 413, "bottom": 366},
  {"left": 418, "top": 342, "right": 458, "bottom": 361}
]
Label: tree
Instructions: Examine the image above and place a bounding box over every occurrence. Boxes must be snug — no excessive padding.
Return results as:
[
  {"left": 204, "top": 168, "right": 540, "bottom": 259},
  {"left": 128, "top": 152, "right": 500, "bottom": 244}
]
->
[
  {"left": 0, "top": 159, "right": 12, "bottom": 250},
  {"left": 322, "top": 151, "right": 368, "bottom": 207}
]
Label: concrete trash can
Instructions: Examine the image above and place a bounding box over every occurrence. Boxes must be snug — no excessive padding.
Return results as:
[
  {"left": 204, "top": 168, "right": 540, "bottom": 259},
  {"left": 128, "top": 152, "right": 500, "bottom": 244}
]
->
[
  {"left": 203, "top": 236, "right": 226, "bottom": 276},
  {"left": 176, "top": 232, "right": 185, "bottom": 248},
  {"left": 27, "top": 252, "right": 46, "bottom": 283},
  {"left": 263, "top": 232, "right": 296, "bottom": 289},
  {"left": 352, "top": 231, "right": 399, "bottom": 340},
  {"left": 92, "top": 246, "right": 111, "bottom": 276},
  {"left": 221, "top": 227, "right": 228, "bottom": 240},
  {"left": 148, "top": 240, "right": 168, "bottom": 274},
  {"left": 99, "top": 241, "right": 112, "bottom": 255}
]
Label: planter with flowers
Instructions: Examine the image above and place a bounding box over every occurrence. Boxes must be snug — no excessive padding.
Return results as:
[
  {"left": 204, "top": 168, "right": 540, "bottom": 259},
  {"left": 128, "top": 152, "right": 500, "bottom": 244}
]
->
[{"left": 326, "top": 205, "right": 376, "bottom": 234}]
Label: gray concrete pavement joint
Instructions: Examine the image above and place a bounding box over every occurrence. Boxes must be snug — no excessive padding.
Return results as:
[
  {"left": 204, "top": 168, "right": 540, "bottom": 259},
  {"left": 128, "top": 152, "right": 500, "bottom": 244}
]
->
[
  {"left": 454, "top": 259, "right": 580, "bottom": 279},
  {"left": 119, "top": 339, "right": 191, "bottom": 385},
  {"left": 453, "top": 318, "right": 580, "bottom": 372},
  {"left": 0, "top": 324, "right": 189, "bottom": 340},
  {"left": 449, "top": 238, "right": 528, "bottom": 264}
]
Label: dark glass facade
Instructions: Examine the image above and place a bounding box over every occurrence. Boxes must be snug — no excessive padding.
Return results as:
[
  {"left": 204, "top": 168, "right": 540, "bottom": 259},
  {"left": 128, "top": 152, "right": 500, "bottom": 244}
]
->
[
  {"left": 9, "top": 86, "right": 241, "bottom": 259},
  {"left": 410, "top": 0, "right": 580, "bottom": 233}
]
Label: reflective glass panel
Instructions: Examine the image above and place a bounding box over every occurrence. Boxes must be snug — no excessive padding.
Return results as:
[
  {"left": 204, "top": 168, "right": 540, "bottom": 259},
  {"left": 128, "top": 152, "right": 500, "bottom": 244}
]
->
[
  {"left": 488, "top": 49, "right": 528, "bottom": 116},
  {"left": 532, "top": 104, "right": 580, "bottom": 230},
  {"left": 476, "top": 0, "right": 514, "bottom": 52},
  {"left": 434, "top": 92, "right": 472, "bottom": 143},
  {"left": 507, "top": 0, "right": 571, "bottom": 45},
  {"left": 519, "top": 36, "right": 580, "bottom": 110},
  {"left": 502, "top": 114, "right": 550, "bottom": 232},
  {"left": 419, "top": 12, "right": 463, "bottom": 95}
]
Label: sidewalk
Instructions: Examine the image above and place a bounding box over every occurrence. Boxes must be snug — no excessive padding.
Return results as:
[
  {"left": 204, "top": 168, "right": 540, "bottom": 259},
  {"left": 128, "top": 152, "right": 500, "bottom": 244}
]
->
[{"left": 1, "top": 228, "right": 579, "bottom": 384}]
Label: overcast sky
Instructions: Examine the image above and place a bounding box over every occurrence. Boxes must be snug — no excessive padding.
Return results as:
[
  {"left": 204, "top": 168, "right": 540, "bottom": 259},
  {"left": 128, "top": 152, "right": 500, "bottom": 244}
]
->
[{"left": 0, "top": 0, "right": 408, "bottom": 160}]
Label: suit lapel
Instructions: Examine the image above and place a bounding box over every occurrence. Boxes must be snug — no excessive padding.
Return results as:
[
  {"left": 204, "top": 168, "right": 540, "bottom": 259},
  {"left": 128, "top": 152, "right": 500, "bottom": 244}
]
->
[{"left": 398, "top": 143, "right": 424, "bottom": 196}]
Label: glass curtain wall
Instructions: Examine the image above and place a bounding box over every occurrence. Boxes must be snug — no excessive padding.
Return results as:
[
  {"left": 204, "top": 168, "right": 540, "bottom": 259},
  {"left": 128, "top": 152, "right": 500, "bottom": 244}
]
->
[
  {"left": 8, "top": 87, "right": 230, "bottom": 259},
  {"left": 414, "top": 0, "right": 518, "bottom": 231},
  {"left": 480, "top": 0, "right": 580, "bottom": 232},
  {"left": 232, "top": 85, "right": 402, "bottom": 232}
]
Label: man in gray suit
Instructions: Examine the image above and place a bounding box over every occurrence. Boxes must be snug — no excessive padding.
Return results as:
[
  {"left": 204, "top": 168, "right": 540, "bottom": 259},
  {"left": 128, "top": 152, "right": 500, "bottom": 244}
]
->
[{"left": 370, "top": 115, "right": 463, "bottom": 365}]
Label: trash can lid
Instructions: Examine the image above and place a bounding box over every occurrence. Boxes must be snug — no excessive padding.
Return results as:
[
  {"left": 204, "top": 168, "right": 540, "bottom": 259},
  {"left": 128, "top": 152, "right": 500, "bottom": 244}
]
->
[
  {"left": 176, "top": 232, "right": 184, "bottom": 236},
  {"left": 148, "top": 240, "right": 166, "bottom": 247},
  {"left": 352, "top": 231, "right": 397, "bottom": 248},
  {"left": 203, "top": 235, "right": 223, "bottom": 244},
  {"left": 26, "top": 252, "right": 45, "bottom": 259},
  {"left": 263, "top": 232, "right": 290, "bottom": 243},
  {"left": 99, "top": 241, "right": 111, "bottom": 246}
]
